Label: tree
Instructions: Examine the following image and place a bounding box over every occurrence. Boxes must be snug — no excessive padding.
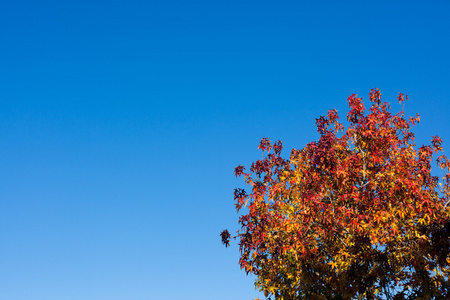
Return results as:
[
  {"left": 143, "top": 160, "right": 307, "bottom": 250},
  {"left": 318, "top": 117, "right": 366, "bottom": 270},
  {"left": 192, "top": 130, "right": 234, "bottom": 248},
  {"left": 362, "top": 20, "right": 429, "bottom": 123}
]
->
[{"left": 221, "top": 89, "right": 450, "bottom": 300}]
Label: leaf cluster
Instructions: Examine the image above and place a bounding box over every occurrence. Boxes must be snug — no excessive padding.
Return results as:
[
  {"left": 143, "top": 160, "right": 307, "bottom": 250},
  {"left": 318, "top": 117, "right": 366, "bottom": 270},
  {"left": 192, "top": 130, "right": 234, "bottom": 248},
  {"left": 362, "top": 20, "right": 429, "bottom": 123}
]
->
[{"left": 222, "top": 89, "right": 450, "bottom": 300}]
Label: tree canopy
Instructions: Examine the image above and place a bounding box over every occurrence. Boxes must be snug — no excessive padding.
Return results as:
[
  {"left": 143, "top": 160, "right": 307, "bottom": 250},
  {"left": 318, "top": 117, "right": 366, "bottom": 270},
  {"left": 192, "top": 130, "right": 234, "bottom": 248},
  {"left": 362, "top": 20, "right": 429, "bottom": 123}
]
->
[{"left": 221, "top": 89, "right": 450, "bottom": 300}]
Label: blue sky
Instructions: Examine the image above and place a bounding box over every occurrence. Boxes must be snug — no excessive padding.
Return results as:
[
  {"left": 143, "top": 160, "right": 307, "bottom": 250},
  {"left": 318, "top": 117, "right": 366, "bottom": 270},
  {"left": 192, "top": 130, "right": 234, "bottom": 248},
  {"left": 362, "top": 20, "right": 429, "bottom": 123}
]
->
[{"left": 1, "top": 1, "right": 449, "bottom": 299}]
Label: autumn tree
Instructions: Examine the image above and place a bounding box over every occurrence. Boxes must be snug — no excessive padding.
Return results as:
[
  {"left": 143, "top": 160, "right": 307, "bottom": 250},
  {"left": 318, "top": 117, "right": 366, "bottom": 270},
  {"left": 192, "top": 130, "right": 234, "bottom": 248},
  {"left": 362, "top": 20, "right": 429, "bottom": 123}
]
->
[{"left": 221, "top": 89, "right": 450, "bottom": 300}]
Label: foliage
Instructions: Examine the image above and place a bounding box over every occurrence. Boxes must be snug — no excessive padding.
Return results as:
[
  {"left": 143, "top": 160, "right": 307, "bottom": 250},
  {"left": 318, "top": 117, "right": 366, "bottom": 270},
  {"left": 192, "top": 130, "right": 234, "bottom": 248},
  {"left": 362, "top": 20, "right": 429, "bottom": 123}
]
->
[{"left": 221, "top": 89, "right": 450, "bottom": 300}]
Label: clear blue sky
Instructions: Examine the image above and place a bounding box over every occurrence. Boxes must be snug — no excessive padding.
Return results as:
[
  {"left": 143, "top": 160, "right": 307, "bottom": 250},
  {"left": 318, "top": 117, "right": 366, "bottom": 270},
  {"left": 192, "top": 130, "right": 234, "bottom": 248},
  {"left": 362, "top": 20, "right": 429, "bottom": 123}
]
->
[{"left": 1, "top": 1, "right": 449, "bottom": 299}]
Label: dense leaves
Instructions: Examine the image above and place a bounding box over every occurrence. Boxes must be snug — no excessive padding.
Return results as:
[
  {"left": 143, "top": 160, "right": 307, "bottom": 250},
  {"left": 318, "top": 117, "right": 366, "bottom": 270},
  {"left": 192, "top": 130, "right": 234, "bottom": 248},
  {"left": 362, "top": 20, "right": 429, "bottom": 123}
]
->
[{"left": 222, "top": 89, "right": 450, "bottom": 300}]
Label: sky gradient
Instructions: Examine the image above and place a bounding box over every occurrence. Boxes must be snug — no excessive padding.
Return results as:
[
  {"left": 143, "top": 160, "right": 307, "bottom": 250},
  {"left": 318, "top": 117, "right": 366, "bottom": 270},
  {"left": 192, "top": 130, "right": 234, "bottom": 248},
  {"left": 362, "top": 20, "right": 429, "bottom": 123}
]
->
[{"left": 1, "top": 1, "right": 450, "bottom": 299}]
